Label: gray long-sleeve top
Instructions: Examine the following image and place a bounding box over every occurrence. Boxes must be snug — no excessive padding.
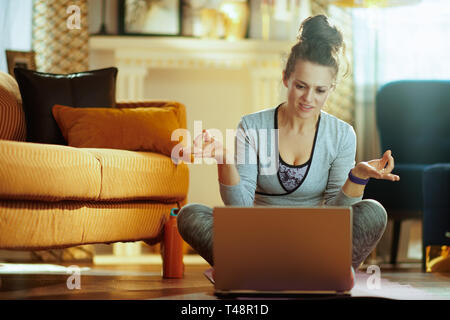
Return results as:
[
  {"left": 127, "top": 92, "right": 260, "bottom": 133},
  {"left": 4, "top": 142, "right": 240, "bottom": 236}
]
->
[{"left": 219, "top": 105, "right": 363, "bottom": 207}]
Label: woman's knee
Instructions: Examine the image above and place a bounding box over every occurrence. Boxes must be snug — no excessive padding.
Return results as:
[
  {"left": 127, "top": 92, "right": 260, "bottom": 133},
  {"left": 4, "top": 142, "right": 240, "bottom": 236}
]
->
[
  {"left": 353, "top": 199, "right": 387, "bottom": 234},
  {"left": 351, "top": 199, "right": 387, "bottom": 269},
  {"left": 176, "top": 203, "right": 214, "bottom": 266},
  {"left": 177, "top": 203, "right": 213, "bottom": 238},
  {"left": 178, "top": 202, "right": 211, "bottom": 220}
]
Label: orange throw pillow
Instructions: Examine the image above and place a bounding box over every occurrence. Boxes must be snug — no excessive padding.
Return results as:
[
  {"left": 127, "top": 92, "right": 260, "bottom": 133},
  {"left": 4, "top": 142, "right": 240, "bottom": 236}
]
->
[{"left": 52, "top": 104, "right": 182, "bottom": 156}]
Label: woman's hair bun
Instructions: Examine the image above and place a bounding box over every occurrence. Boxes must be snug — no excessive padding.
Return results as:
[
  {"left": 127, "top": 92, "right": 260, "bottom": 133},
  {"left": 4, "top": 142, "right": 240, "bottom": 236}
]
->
[
  {"left": 298, "top": 14, "right": 343, "bottom": 51},
  {"left": 283, "top": 14, "right": 350, "bottom": 81}
]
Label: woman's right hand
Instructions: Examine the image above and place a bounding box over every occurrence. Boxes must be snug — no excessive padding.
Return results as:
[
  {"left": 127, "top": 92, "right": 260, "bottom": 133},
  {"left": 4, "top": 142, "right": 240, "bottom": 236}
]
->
[{"left": 190, "top": 129, "right": 227, "bottom": 164}]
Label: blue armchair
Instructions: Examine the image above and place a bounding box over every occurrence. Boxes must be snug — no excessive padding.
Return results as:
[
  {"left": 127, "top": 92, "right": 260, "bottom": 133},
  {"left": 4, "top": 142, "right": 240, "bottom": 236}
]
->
[
  {"left": 423, "top": 164, "right": 450, "bottom": 271},
  {"left": 363, "top": 80, "right": 450, "bottom": 268}
]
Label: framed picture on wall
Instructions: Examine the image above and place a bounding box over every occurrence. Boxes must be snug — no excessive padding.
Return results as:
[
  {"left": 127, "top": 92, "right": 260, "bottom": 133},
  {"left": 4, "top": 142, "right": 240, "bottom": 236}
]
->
[
  {"left": 5, "top": 50, "right": 36, "bottom": 78},
  {"left": 118, "top": 0, "right": 182, "bottom": 36}
]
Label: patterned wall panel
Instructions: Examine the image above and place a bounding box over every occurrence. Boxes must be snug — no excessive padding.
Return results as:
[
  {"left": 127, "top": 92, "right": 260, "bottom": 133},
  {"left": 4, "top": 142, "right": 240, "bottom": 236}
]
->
[
  {"left": 33, "top": 0, "right": 89, "bottom": 74},
  {"left": 311, "top": 0, "right": 355, "bottom": 125}
]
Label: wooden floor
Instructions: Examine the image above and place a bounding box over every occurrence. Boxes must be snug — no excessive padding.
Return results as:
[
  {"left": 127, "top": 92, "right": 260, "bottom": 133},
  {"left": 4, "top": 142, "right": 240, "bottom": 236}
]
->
[{"left": 0, "top": 259, "right": 449, "bottom": 300}]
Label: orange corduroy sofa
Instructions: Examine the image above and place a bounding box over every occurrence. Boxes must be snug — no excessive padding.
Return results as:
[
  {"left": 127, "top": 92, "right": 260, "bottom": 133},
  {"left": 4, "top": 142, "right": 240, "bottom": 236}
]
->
[{"left": 0, "top": 71, "right": 189, "bottom": 268}]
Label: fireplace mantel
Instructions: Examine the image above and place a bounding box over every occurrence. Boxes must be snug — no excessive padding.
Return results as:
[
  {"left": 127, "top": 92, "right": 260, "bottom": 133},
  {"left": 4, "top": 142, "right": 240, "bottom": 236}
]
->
[{"left": 89, "top": 36, "right": 292, "bottom": 110}]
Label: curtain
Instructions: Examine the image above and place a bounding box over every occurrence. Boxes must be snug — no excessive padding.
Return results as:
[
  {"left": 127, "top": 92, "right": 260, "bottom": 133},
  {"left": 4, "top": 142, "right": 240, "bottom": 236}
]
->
[
  {"left": 0, "top": 0, "right": 33, "bottom": 73},
  {"left": 351, "top": 0, "right": 450, "bottom": 162},
  {"left": 352, "top": 6, "right": 381, "bottom": 162}
]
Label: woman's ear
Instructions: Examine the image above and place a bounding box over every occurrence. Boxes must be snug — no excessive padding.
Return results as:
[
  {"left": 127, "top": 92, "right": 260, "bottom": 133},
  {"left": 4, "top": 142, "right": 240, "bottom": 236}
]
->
[{"left": 282, "top": 71, "right": 288, "bottom": 88}]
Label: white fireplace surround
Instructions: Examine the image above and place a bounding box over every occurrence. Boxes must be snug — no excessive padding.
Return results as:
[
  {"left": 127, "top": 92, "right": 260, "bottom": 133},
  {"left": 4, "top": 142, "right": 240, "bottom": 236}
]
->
[{"left": 89, "top": 36, "right": 292, "bottom": 111}]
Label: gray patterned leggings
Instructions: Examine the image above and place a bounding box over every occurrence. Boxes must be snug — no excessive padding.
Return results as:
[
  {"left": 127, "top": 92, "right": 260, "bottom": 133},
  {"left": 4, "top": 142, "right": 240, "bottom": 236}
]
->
[{"left": 177, "top": 199, "right": 387, "bottom": 270}]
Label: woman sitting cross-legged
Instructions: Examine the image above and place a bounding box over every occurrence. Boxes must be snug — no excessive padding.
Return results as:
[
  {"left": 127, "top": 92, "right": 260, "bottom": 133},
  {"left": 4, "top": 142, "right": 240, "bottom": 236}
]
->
[{"left": 175, "top": 14, "right": 400, "bottom": 272}]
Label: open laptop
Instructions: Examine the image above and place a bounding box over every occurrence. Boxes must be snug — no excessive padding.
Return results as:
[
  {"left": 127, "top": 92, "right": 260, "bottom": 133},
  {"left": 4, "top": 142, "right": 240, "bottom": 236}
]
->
[{"left": 212, "top": 206, "right": 353, "bottom": 297}]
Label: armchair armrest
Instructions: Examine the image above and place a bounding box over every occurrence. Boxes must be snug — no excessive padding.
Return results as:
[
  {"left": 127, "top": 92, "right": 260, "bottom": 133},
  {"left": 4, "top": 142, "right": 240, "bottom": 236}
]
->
[
  {"left": 422, "top": 163, "right": 450, "bottom": 271},
  {"left": 422, "top": 163, "right": 450, "bottom": 247}
]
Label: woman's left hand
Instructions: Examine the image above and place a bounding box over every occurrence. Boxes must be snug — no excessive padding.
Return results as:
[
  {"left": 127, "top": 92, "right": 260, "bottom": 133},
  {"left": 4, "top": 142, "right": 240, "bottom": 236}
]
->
[{"left": 352, "top": 150, "right": 400, "bottom": 182}]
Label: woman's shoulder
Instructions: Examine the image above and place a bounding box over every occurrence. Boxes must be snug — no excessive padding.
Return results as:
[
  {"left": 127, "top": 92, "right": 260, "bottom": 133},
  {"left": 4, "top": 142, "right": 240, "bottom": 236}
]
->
[{"left": 320, "top": 110, "right": 355, "bottom": 136}]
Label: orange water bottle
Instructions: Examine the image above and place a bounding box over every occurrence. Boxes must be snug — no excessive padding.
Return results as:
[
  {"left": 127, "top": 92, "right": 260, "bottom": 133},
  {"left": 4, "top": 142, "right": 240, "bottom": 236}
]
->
[{"left": 163, "top": 208, "right": 184, "bottom": 278}]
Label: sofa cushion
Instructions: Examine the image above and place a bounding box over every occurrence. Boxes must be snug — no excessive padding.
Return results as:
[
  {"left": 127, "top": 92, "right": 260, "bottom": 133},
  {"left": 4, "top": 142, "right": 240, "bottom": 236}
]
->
[
  {"left": 0, "top": 140, "right": 188, "bottom": 202},
  {"left": 0, "top": 139, "right": 101, "bottom": 201},
  {"left": 13, "top": 67, "right": 117, "bottom": 145},
  {"left": 52, "top": 103, "right": 183, "bottom": 157},
  {"left": 0, "top": 200, "right": 177, "bottom": 250},
  {"left": 84, "top": 148, "right": 189, "bottom": 201},
  {"left": 0, "top": 71, "right": 26, "bottom": 141}
]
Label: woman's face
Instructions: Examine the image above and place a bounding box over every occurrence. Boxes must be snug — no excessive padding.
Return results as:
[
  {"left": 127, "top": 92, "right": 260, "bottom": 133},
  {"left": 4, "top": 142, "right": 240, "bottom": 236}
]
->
[{"left": 283, "top": 59, "right": 336, "bottom": 121}]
